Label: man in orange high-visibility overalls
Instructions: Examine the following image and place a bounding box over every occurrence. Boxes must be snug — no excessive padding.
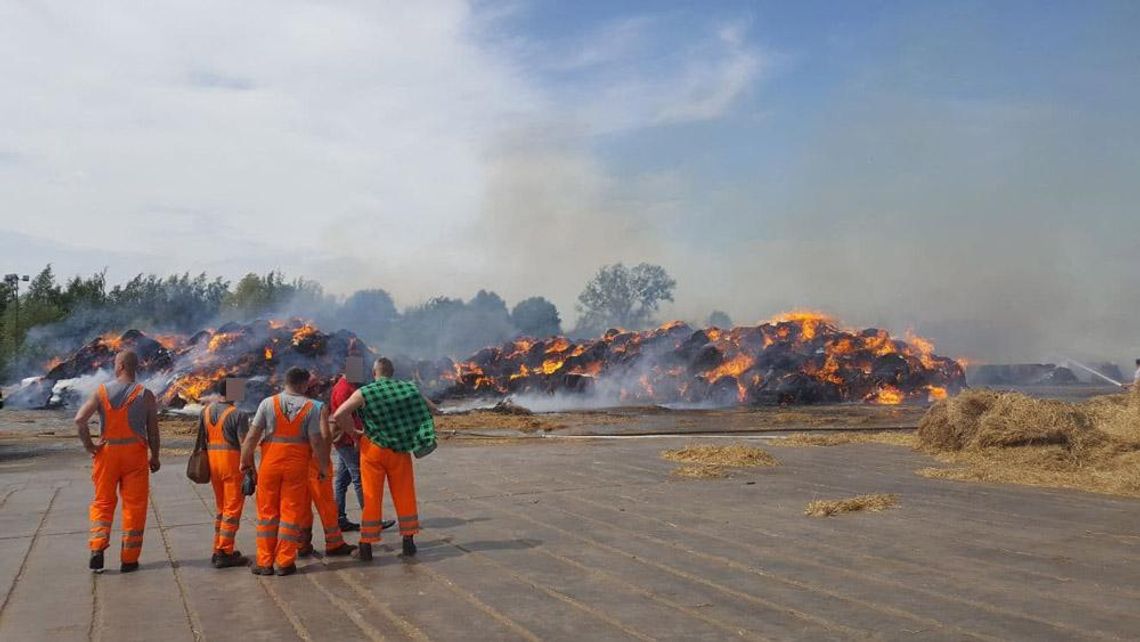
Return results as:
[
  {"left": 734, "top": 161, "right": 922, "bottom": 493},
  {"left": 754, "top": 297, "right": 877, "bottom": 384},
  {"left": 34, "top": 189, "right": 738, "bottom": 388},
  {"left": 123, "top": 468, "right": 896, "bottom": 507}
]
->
[
  {"left": 240, "top": 367, "right": 328, "bottom": 576},
  {"left": 75, "top": 351, "right": 161, "bottom": 573},
  {"left": 332, "top": 358, "right": 437, "bottom": 562},
  {"left": 201, "top": 379, "right": 251, "bottom": 568},
  {"left": 297, "top": 380, "right": 355, "bottom": 558}
]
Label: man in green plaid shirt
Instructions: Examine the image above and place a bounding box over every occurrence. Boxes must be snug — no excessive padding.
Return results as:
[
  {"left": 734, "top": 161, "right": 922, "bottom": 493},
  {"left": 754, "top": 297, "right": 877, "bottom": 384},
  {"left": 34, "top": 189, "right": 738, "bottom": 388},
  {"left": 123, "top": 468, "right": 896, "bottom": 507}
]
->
[{"left": 331, "top": 358, "right": 437, "bottom": 560}]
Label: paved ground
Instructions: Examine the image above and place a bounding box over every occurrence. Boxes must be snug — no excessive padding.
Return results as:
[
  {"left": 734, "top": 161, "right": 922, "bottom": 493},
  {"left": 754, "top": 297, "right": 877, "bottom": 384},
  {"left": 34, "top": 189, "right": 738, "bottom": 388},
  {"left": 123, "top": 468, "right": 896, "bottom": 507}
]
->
[{"left": 2, "top": 429, "right": 1140, "bottom": 641}]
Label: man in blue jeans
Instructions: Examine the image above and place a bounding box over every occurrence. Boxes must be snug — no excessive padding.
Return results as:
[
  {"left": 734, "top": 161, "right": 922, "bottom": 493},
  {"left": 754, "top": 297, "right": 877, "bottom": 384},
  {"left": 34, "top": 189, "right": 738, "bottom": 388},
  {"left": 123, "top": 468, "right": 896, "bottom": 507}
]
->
[{"left": 329, "top": 368, "right": 394, "bottom": 532}]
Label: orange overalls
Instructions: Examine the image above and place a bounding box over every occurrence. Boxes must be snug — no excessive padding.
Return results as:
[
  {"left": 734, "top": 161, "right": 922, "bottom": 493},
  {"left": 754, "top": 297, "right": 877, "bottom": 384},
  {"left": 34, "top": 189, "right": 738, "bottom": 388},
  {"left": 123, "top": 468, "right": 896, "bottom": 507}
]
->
[
  {"left": 255, "top": 396, "right": 313, "bottom": 569},
  {"left": 205, "top": 405, "right": 244, "bottom": 555},
  {"left": 359, "top": 435, "right": 419, "bottom": 543},
  {"left": 88, "top": 383, "right": 150, "bottom": 564},
  {"left": 302, "top": 455, "right": 347, "bottom": 552}
]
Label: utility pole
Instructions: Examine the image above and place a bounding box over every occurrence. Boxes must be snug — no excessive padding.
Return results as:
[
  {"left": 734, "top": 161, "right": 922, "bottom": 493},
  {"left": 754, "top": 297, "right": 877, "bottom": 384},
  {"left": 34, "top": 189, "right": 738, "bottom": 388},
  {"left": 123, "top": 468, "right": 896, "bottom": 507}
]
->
[{"left": 3, "top": 273, "right": 30, "bottom": 355}]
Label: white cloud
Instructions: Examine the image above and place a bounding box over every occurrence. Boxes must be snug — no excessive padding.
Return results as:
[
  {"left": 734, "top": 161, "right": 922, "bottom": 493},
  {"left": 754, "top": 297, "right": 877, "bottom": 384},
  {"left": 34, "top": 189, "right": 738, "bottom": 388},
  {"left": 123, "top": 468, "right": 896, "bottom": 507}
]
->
[{"left": 0, "top": 1, "right": 764, "bottom": 316}]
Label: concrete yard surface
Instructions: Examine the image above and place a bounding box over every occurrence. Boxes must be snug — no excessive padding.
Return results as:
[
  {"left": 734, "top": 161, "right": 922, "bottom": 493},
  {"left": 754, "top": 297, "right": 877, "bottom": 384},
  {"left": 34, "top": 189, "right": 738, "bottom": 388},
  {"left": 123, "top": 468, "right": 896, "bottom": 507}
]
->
[{"left": 1, "top": 435, "right": 1139, "bottom": 641}]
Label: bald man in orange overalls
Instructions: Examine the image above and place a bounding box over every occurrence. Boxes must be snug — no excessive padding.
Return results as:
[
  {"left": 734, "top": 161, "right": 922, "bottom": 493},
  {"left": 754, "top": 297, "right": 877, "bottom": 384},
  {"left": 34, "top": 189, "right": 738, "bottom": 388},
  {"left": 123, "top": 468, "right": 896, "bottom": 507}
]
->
[{"left": 75, "top": 351, "right": 161, "bottom": 573}]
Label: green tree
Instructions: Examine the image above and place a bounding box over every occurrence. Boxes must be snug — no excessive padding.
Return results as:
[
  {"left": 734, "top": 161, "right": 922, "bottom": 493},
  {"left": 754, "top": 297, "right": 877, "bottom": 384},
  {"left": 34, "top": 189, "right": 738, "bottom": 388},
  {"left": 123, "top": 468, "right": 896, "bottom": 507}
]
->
[
  {"left": 706, "top": 310, "right": 733, "bottom": 328},
  {"left": 341, "top": 289, "right": 399, "bottom": 342},
  {"left": 575, "top": 263, "right": 676, "bottom": 333},
  {"left": 511, "top": 297, "right": 562, "bottom": 337}
]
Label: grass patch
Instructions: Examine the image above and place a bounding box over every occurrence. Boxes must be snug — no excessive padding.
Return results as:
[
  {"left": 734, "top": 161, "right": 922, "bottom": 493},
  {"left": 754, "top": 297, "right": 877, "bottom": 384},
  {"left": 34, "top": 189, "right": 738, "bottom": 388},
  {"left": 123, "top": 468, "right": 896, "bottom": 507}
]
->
[{"left": 805, "top": 493, "right": 899, "bottom": 517}]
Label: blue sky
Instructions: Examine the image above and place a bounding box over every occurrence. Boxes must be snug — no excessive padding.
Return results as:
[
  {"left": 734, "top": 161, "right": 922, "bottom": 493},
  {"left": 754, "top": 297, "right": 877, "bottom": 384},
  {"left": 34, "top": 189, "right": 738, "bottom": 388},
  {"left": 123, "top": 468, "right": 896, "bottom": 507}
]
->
[{"left": 1, "top": 1, "right": 1137, "bottom": 361}]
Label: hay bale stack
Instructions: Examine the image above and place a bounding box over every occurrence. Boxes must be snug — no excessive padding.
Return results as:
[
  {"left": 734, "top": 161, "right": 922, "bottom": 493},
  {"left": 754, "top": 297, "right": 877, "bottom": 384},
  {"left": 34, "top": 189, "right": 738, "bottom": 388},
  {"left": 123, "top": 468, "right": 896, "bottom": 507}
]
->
[
  {"left": 915, "top": 386, "right": 1140, "bottom": 496},
  {"left": 917, "top": 389, "right": 1113, "bottom": 453}
]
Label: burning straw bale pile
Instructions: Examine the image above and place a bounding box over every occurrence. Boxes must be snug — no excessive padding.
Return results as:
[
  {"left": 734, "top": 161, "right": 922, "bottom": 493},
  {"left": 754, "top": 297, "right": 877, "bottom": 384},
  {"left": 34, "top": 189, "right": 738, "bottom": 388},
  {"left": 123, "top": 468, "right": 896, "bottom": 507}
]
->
[
  {"left": 424, "top": 312, "right": 965, "bottom": 407},
  {"left": 18, "top": 310, "right": 964, "bottom": 412},
  {"left": 18, "top": 319, "right": 374, "bottom": 410},
  {"left": 916, "top": 387, "right": 1140, "bottom": 496}
]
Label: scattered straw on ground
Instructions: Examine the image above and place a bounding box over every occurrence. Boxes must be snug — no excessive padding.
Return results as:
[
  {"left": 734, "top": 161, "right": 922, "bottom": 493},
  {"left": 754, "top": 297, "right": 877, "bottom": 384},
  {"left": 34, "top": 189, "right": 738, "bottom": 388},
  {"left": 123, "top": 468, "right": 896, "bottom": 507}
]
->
[
  {"left": 662, "top": 443, "right": 779, "bottom": 467},
  {"left": 160, "top": 416, "right": 199, "bottom": 436},
  {"left": 916, "top": 387, "right": 1140, "bottom": 496},
  {"left": 671, "top": 464, "right": 730, "bottom": 479},
  {"left": 805, "top": 493, "right": 900, "bottom": 517},
  {"left": 775, "top": 431, "right": 917, "bottom": 448},
  {"left": 662, "top": 443, "right": 778, "bottom": 479},
  {"left": 436, "top": 411, "right": 564, "bottom": 434}
]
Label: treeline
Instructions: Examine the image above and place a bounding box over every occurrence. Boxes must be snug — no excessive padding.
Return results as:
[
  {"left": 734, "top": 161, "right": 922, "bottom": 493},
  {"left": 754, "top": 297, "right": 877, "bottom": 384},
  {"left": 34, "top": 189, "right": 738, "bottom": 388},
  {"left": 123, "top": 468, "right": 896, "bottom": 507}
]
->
[{"left": 0, "top": 262, "right": 714, "bottom": 381}]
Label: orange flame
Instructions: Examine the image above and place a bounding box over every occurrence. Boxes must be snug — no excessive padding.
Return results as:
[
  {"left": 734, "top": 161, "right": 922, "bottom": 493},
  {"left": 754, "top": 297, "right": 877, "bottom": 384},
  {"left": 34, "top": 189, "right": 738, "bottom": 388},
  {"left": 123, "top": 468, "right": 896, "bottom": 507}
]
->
[
  {"left": 868, "top": 385, "right": 905, "bottom": 405},
  {"left": 704, "top": 353, "right": 755, "bottom": 383},
  {"left": 153, "top": 334, "right": 182, "bottom": 350},
  {"left": 903, "top": 330, "right": 938, "bottom": 369},
  {"left": 544, "top": 337, "right": 571, "bottom": 355},
  {"left": 540, "top": 358, "right": 565, "bottom": 375},
  {"left": 100, "top": 332, "right": 125, "bottom": 351},
  {"left": 291, "top": 324, "right": 319, "bottom": 345},
  {"left": 568, "top": 361, "right": 603, "bottom": 376},
  {"left": 926, "top": 385, "right": 948, "bottom": 401},
  {"left": 207, "top": 331, "right": 240, "bottom": 352}
]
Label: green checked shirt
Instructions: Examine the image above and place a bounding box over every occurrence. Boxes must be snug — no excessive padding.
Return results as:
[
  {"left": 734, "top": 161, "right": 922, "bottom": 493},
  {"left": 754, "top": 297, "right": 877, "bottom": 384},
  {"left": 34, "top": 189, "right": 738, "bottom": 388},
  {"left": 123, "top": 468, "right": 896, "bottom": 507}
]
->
[{"left": 358, "top": 378, "right": 436, "bottom": 453}]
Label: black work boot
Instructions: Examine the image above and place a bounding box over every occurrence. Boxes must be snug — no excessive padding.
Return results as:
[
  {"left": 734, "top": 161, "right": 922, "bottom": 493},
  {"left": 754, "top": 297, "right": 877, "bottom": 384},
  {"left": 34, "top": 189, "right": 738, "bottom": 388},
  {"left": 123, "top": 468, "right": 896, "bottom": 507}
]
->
[
  {"left": 297, "top": 542, "right": 314, "bottom": 558},
  {"left": 338, "top": 519, "right": 360, "bottom": 532},
  {"left": 214, "top": 551, "right": 249, "bottom": 569},
  {"left": 120, "top": 561, "right": 140, "bottom": 573},
  {"left": 89, "top": 550, "right": 105, "bottom": 573},
  {"left": 381, "top": 519, "right": 396, "bottom": 531},
  {"left": 250, "top": 565, "right": 274, "bottom": 576},
  {"left": 401, "top": 536, "right": 416, "bottom": 557},
  {"left": 275, "top": 564, "right": 297, "bottom": 576},
  {"left": 353, "top": 542, "right": 373, "bottom": 562},
  {"left": 325, "top": 543, "right": 357, "bottom": 557}
]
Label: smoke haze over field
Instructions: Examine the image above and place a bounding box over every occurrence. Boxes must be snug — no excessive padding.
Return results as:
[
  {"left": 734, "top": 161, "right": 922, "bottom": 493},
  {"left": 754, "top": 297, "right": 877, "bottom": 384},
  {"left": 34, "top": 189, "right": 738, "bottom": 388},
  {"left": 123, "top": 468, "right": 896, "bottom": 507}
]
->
[{"left": 2, "top": 1, "right": 1138, "bottom": 365}]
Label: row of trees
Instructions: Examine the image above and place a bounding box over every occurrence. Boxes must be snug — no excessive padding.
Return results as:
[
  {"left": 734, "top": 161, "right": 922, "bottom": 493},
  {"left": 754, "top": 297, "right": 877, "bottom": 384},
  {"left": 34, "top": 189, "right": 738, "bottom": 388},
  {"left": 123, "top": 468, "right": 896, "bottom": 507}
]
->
[{"left": 1, "top": 262, "right": 719, "bottom": 379}]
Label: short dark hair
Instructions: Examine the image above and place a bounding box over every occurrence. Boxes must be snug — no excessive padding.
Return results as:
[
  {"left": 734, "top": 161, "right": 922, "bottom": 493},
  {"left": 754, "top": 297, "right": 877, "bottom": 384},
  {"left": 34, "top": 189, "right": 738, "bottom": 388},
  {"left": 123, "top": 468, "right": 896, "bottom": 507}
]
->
[
  {"left": 285, "top": 367, "right": 310, "bottom": 388},
  {"left": 213, "top": 378, "right": 229, "bottom": 397},
  {"left": 1135, "top": 358, "right": 1140, "bottom": 366},
  {"left": 373, "top": 357, "right": 395, "bottom": 378}
]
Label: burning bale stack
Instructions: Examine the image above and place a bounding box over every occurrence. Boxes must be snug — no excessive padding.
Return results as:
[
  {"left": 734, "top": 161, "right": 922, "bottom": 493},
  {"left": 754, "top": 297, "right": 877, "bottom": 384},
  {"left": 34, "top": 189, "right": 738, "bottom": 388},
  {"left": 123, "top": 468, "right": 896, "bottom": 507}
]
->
[
  {"left": 421, "top": 312, "right": 964, "bottom": 406},
  {"left": 18, "top": 319, "right": 374, "bottom": 410},
  {"left": 15, "top": 311, "right": 962, "bottom": 410}
]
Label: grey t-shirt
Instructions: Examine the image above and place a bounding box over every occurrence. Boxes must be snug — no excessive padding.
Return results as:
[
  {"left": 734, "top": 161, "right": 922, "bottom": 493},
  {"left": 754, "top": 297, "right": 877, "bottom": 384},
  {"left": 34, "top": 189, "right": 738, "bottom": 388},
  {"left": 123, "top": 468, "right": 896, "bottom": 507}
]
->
[
  {"left": 251, "top": 393, "right": 321, "bottom": 444},
  {"left": 199, "top": 402, "right": 250, "bottom": 448},
  {"left": 96, "top": 380, "right": 150, "bottom": 441}
]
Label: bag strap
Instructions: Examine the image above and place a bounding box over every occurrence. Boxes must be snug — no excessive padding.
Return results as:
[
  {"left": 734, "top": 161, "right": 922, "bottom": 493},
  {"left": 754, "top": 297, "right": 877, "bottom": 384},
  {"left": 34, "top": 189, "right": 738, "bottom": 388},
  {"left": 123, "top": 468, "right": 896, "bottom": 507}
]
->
[{"left": 194, "top": 413, "right": 208, "bottom": 453}]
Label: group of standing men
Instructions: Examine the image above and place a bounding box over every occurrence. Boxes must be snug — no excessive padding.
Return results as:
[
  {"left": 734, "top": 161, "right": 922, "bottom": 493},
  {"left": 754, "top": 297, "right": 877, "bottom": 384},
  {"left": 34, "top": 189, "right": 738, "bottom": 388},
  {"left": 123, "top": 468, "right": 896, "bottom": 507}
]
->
[{"left": 76, "top": 352, "right": 435, "bottom": 576}]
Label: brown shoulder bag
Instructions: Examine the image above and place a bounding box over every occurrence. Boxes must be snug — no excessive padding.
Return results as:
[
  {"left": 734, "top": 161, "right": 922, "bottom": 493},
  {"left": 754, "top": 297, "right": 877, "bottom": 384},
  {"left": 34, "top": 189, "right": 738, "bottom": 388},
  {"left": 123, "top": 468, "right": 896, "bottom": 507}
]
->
[{"left": 186, "top": 417, "right": 211, "bottom": 484}]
